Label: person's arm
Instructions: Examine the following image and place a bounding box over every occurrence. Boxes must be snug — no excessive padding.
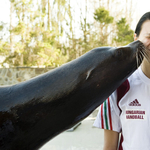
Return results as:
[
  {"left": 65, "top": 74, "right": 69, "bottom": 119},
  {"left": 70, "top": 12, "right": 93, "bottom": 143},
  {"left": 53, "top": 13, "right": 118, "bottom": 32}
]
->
[{"left": 103, "top": 129, "right": 119, "bottom": 150}]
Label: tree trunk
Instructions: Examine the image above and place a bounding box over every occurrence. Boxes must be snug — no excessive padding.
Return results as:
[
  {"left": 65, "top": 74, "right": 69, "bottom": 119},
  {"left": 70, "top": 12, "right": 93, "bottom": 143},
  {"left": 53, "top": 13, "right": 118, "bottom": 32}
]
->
[
  {"left": 107, "top": 0, "right": 110, "bottom": 10},
  {"left": 47, "top": 0, "right": 51, "bottom": 30},
  {"left": 10, "top": 1, "right": 13, "bottom": 53},
  {"left": 41, "top": 0, "right": 46, "bottom": 29}
]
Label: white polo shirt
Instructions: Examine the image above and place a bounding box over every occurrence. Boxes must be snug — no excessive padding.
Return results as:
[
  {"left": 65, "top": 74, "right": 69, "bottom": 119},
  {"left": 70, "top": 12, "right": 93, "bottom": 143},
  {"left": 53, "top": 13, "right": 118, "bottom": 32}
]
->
[{"left": 93, "top": 66, "right": 150, "bottom": 150}]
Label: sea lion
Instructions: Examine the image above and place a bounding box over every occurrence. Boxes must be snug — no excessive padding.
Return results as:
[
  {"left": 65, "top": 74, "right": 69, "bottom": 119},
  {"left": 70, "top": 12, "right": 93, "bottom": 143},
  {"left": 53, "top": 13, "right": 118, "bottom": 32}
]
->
[{"left": 0, "top": 40, "right": 145, "bottom": 150}]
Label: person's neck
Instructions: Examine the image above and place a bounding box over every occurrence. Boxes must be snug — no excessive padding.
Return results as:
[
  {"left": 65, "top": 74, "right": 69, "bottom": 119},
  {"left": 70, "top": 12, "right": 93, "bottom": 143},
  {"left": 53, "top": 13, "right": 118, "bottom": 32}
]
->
[{"left": 141, "top": 58, "right": 150, "bottom": 78}]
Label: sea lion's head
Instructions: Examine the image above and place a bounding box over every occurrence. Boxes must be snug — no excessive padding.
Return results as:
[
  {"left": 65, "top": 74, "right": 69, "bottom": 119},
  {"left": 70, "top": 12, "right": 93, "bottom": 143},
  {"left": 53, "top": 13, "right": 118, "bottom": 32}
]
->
[{"left": 112, "top": 40, "right": 146, "bottom": 69}]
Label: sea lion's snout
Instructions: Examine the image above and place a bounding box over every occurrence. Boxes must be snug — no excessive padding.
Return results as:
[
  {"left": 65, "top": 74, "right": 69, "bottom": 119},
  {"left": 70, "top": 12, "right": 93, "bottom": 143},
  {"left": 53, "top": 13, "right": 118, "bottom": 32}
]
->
[
  {"left": 128, "top": 40, "right": 144, "bottom": 47},
  {"left": 127, "top": 40, "right": 147, "bottom": 67},
  {"left": 128, "top": 40, "right": 145, "bottom": 53}
]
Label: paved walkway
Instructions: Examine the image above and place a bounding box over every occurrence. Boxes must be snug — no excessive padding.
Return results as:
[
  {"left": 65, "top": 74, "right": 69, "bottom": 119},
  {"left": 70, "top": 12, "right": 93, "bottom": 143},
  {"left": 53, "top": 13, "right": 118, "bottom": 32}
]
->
[{"left": 40, "top": 118, "right": 104, "bottom": 150}]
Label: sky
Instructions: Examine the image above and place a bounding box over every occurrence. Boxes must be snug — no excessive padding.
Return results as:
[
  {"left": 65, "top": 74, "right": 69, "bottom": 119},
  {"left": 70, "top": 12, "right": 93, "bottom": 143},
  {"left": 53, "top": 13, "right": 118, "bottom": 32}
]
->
[
  {"left": 0, "top": 0, "right": 150, "bottom": 31},
  {"left": 136, "top": 0, "right": 150, "bottom": 15},
  {"left": 132, "top": 0, "right": 150, "bottom": 29},
  {"left": 0, "top": 0, "right": 10, "bottom": 23}
]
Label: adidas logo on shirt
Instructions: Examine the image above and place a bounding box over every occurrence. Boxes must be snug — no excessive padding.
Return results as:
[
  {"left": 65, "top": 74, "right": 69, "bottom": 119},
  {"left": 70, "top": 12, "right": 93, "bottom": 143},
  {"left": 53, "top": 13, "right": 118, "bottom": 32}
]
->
[{"left": 129, "top": 99, "right": 141, "bottom": 106}]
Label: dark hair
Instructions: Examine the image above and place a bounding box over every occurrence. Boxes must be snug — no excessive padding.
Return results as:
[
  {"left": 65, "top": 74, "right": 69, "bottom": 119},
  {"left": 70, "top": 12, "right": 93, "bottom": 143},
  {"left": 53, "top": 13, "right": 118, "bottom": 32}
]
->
[{"left": 135, "top": 12, "right": 150, "bottom": 37}]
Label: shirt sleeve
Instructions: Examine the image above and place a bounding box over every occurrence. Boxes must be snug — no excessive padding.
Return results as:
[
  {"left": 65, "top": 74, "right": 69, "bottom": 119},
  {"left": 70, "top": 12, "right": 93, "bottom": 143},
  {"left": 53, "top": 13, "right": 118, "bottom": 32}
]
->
[{"left": 93, "top": 90, "right": 122, "bottom": 133}]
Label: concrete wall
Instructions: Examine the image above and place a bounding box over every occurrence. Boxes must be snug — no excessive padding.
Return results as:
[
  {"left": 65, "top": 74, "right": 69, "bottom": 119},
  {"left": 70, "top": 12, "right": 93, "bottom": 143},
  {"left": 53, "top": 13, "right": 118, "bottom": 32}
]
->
[{"left": 0, "top": 67, "right": 53, "bottom": 86}]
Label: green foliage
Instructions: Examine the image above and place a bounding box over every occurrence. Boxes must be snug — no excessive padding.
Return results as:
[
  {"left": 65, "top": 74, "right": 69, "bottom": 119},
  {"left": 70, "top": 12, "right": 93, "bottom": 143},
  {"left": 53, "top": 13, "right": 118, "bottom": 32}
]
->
[
  {"left": 37, "top": 42, "right": 68, "bottom": 67},
  {"left": 0, "top": 0, "right": 68, "bottom": 67},
  {"left": 12, "top": 21, "right": 26, "bottom": 35},
  {"left": 54, "top": 0, "right": 67, "bottom": 6},
  {"left": 0, "top": 25, "right": 3, "bottom": 31},
  {"left": 0, "top": 42, "right": 10, "bottom": 55},
  {"left": 0, "top": 1, "right": 135, "bottom": 68},
  {"left": 93, "top": 7, "right": 114, "bottom": 46},
  {"left": 114, "top": 18, "right": 134, "bottom": 46},
  {"left": 94, "top": 7, "right": 114, "bottom": 24}
]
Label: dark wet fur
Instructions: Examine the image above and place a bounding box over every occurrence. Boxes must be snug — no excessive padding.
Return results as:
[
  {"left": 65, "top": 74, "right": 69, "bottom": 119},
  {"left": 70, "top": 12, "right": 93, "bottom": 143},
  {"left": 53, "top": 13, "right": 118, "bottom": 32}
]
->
[{"left": 0, "top": 40, "right": 145, "bottom": 150}]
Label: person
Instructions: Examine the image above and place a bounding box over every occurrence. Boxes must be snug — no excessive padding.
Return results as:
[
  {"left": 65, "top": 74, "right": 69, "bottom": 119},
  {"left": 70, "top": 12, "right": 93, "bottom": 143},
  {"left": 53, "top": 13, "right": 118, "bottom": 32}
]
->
[{"left": 93, "top": 12, "right": 150, "bottom": 150}]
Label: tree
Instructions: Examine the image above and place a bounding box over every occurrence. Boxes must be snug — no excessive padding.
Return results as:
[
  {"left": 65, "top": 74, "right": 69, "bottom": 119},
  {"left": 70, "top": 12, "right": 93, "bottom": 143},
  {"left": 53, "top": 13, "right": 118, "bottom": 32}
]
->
[
  {"left": 94, "top": 7, "right": 114, "bottom": 46},
  {"left": 114, "top": 18, "right": 134, "bottom": 46},
  {"left": 0, "top": 22, "right": 10, "bottom": 56},
  {"left": 0, "top": 0, "right": 137, "bottom": 67},
  {"left": 94, "top": 7, "right": 113, "bottom": 25},
  {"left": 1, "top": 0, "right": 68, "bottom": 67}
]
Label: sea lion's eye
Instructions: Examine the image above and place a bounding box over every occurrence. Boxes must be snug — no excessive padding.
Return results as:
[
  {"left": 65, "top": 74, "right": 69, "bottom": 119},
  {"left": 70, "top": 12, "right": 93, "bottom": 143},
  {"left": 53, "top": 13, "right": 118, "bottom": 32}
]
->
[
  {"left": 117, "top": 49, "right": 121, "bottom": 55},
  {"left": 116, "top": 48, "right": 123, "bottom": 57}
]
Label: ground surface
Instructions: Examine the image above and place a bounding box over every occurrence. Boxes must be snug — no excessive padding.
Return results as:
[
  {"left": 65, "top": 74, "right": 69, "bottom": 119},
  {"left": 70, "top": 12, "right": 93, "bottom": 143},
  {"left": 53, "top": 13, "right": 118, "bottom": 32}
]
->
[{"left": 40, "top": 118, "right": 104, "bottom": 150}]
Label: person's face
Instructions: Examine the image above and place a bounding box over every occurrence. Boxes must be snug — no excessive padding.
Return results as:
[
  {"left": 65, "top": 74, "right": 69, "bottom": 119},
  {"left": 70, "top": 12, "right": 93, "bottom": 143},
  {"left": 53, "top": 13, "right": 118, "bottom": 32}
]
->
[{"left": 134, "top": 20, "right": 150, "bottom": 52}]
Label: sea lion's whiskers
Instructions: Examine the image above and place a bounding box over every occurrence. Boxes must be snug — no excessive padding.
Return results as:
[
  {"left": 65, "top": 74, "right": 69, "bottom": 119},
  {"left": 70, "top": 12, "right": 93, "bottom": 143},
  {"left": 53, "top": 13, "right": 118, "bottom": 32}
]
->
[
  {"left": 136, "top": 47, "right": 143, "bottom": 67},
  {"left": 139, "top": 53, "right": 143, "bottom": 65},
  {"left": 140, "top": 51, "right": 150, "bottom": 63},
  {"left": 139, "top": 51, "right": 145, "bottom": 59},
  {"left": 136, "top": 51, "right": 139, "bottom": 68},
  {"left": 140, "top": 50, "right": 150, "bottom": 63},
  {"left": 144, "top": 48, "right": 150, "bottom": 58},
  {"left": 139, "top": 51, "right": 144, "bottom": 64},
  {"left": 140, "top": 44, "right": 145, "bottom": 50},
  {"left": 142, "top": 50, "right": 149, "bottom": 58},
  {"left": 139, "top": 44, "right": 146, "bottom": 54},
  {"left": 137, "top": 43, "right": 150, "bottom": 63}
]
